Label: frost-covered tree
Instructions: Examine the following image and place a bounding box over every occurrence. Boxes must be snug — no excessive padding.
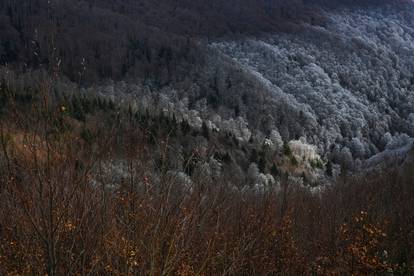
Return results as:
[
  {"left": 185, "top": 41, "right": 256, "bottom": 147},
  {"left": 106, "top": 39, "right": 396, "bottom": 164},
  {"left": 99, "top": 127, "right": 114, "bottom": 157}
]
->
[{"left": 350, "top": 137, "right": 366, "bottom": 159}]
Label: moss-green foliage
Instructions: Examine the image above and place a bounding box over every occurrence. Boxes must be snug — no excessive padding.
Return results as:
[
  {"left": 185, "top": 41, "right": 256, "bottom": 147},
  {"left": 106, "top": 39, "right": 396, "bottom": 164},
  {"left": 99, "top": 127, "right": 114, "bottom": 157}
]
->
[
  {"left": 310, "top": 158, "right": 324, "bottom": 169},
  {"left": 80, "top": 128, "right": 95, "bottom": 145},
  {"left": 271, "top": 163, "right": 280, "bottom": 177},
  {"left": 290, "top": 155, "right": 298, "bottom": 166},
  {"left": 283, "top": 141, "right": 292, "bottom": 156}
]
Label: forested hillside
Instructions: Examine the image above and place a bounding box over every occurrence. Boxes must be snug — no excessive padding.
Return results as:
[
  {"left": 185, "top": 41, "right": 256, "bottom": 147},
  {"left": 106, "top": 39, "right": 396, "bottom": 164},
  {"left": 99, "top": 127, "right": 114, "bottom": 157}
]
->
[
  {"left": 0, "top": 69, "right": 413, "bottom": 275},
  {"left": 0, "top": 0, "right": 413, "bottom": 274},
  {"left": 1, "top": 0, "right": 412, "bottom": 164}
]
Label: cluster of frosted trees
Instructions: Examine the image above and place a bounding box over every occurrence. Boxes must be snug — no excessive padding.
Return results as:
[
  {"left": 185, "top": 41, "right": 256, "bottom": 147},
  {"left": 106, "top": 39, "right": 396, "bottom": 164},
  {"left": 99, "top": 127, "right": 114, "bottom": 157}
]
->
[
  {"left": 211, "top": 6, "right": 414, "bottom": 165},
  {"left": 92, "top": 4, "right": 414, "bottom": 175},
  {"left": 3, "top": 1, "right": 413, "bottom": 181}
]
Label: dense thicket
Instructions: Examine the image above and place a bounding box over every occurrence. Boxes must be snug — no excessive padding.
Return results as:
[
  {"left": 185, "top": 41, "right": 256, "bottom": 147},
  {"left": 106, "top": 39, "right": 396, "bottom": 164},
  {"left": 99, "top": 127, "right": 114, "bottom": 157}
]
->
[
  {"left": 0, "top": 1, "right": 413, "bottom": 274},
  {"left": 213, "top": 5, "right": 414, "bottom": 158},
  {"left": 0, "top": 0, "right": 401, "bottom": 82},
  {"left": 0, "top": 0, "right": 208, "bottom": 83},
  {"left": 0, "top": 66, "right": 412, "bottom": 275},
  {"left": 1, "top": 1, "right": 412, "bottom": 156}
]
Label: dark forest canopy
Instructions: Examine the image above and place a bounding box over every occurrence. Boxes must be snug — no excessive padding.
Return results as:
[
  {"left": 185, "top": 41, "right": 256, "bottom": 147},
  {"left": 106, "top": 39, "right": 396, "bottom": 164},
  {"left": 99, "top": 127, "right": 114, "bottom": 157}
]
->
[{"left": 0, "top": 0, "right": 409, "bottom": 83}]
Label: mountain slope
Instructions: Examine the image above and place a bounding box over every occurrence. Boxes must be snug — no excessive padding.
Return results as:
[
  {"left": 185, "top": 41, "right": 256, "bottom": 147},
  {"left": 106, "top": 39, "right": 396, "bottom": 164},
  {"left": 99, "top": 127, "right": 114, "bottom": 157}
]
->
[
  {"left": 210, "top": 7, "right": 414, "bottom": 159},
  {"left": 1, "top": 0, "right": 413, "bottom": 167}
]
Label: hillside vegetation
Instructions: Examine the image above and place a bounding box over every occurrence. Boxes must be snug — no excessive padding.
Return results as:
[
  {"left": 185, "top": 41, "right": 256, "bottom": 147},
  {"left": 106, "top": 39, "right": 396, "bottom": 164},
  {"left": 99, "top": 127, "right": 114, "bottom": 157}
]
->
[
  {"left": 0, "top": 70, "right": 413, "bottom": 275},
  {"left": 0, "top": 0, "right": 413, "bottom": 274}
]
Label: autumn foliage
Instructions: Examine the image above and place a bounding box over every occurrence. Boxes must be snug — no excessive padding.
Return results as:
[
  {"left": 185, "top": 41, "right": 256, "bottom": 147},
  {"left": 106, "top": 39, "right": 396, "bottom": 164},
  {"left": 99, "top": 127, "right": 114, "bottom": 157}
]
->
[{"left": 0, "top": 74, "right": 413, "bottom": 275}]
